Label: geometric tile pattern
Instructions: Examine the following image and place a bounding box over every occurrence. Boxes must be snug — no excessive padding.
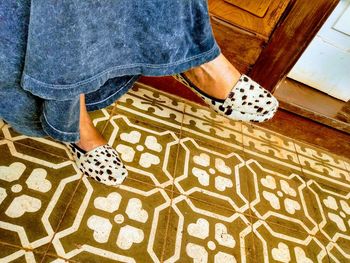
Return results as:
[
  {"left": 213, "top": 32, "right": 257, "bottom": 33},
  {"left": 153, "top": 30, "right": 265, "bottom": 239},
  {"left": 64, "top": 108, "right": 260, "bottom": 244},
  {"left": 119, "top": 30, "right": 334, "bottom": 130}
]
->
[{"left": 0, "top": 82, "right": 349, "bottom": 262}]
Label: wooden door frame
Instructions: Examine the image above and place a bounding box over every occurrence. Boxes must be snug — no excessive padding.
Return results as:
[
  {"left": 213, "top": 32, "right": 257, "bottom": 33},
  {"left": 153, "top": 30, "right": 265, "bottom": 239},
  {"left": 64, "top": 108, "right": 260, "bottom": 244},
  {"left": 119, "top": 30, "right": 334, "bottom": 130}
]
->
[{"left": 248, "top": 0, "right": 339, "bottom": 92}]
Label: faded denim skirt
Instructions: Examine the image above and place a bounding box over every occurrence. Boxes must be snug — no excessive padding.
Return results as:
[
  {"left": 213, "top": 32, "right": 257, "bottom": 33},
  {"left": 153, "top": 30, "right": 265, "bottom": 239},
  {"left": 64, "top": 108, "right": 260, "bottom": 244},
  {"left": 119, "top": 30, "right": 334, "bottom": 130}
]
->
[{"left": 0, "top": 0, "right": 220, "bottom": 142}]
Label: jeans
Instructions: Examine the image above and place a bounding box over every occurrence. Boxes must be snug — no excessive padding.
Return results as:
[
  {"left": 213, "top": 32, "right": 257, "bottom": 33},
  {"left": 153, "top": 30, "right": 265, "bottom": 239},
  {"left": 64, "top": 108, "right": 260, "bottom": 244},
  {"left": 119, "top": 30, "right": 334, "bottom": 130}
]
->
[{"left": 0, "top": 0, "right": 220, "bottom": 142}]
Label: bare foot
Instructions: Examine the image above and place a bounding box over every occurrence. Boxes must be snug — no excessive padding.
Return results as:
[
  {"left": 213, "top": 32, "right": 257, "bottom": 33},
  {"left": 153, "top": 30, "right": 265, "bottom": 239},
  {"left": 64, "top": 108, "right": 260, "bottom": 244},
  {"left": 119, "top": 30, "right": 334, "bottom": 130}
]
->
[
  {"left": 183, "top": 53, "right": 241, "bottom": 100},
  {"left": 75, "top": 94, "right": 106, "bottom": 151}
]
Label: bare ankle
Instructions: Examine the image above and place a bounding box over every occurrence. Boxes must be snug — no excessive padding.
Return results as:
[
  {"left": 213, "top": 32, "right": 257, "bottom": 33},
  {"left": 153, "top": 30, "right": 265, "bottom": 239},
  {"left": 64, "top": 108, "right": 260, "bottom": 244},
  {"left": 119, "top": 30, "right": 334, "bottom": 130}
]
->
[
  {"left": 78, "top": 94, "right": 107, "bottom": 151},
  {"left": 184, "top": 54, "right": 241, "bottom": 100}
]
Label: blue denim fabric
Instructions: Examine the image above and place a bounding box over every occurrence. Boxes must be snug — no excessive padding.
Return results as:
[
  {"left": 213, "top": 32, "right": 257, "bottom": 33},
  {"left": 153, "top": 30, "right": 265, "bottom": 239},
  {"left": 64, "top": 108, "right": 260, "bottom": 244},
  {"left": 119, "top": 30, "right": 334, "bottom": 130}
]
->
[
  {"left": 0, "top": 0, "right": 220, "bottom": 142},
  {"left": 0, "top": 0, "right": 46, "bottom": 137}
]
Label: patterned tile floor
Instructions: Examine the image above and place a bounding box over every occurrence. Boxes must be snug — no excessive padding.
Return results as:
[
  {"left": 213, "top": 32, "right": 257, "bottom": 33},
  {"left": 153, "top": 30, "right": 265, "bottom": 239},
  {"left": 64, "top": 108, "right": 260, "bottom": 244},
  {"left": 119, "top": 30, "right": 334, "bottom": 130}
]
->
[{"left": 0, "top": 83, "right": 350, "bottom": 262}]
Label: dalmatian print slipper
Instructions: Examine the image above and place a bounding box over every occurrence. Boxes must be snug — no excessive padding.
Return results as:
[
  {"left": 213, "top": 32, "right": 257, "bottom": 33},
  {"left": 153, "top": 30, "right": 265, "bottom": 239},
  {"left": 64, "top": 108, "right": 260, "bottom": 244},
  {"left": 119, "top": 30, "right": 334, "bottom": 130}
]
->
[
  {"left": 173, "top": 73, "right": 279, "bottom": 123},
  {"left": 66, "top": 143, "right": 128, "bottom": 186}
]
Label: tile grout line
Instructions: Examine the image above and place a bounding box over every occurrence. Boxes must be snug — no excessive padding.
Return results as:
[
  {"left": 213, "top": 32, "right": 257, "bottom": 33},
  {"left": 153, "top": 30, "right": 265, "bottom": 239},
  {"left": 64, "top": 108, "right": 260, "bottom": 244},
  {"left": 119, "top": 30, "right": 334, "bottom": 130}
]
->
[
  {"left": 0, "top": 240, "right": 45, "bottom": 256},
  {"left": 127, "top": 175, "right": 259, "bottom": 227},
  {"left": 294, "top": 141, "right": 350, "bottom": 171},
  {"left": 240, "top": 124, "right": 327, "bottom": 258},
  {"left": 245, "top": 119, "right": 350, "bottom": 163},
  {"left": 43, "top": 251, "right": 80, "bottom": 263},
  {"left": 242, "top": 134, "right": 341, "bottom": 252},
  {"left": 243, "top": 124, "right": 350, "bottom": 189},
  {"left": 1, "top": 137, "right": 72, "bottom": 161},
  {"left": 293, "top": 139, "right": 350, "bottom": 190},
  {"left": 159, "top": 98, "right": 186, "bottom": 262},
  {"left": 123, "top": 91, "right": 186, "bottom": 116},
  {"left": 39, "top": 175, "right": 84, "bottom": 263},
  {"left": 0, "top": 175, "right": 82, "bottom": 263},
  {"left": 294, "top": 146, "right": 350, "bottom": 262},
  {"left": 113, "top": 91, "right": 185, "bottom": 135},
  {"left": 0, "top": 241, "right": 78, "bottom": 263},
  {"left": 160, "top": 102, "right": 259, "bottom": 261},
  {"left": 135, "top": 81, "right": 201, "bottom": 109},
  {"left": 112, "top": 107, "right": 183, "bottom": 137},
  {"left": 291, "top": 136, "right": 350, "bottom": 163},
  {"left": 241, "top": 123, "right": 260, "bottom": 261},
  {"left": 0, "top": 126, "right": 83, "bottom": 261},
  {"left": 98, "top": 106, "right": 115, "bottom": 135}
]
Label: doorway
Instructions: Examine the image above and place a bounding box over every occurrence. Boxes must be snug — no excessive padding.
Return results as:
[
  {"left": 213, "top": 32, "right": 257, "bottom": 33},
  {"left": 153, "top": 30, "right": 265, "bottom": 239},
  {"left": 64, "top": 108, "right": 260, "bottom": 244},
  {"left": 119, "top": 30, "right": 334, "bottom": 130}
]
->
[{"left": 273, "top": 0, "right": 350, "bottom": 133}]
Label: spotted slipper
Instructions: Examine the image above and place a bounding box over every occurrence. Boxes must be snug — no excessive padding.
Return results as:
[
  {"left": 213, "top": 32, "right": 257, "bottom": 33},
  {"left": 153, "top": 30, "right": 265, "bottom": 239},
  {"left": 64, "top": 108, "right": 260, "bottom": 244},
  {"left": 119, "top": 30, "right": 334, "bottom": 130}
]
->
[
  {"left": 173, "top": 73, "right": 279, "bottom": 123},
  {"left": 66, "top": 143, "right": 128, "bottom": 186}
]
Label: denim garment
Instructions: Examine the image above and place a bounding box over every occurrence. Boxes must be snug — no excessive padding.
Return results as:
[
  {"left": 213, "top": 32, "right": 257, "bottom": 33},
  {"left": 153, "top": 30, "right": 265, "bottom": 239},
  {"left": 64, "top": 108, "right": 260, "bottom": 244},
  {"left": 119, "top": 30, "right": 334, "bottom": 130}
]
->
[{"left": 0, "top": 1, "right": 220, "bottom": 142}]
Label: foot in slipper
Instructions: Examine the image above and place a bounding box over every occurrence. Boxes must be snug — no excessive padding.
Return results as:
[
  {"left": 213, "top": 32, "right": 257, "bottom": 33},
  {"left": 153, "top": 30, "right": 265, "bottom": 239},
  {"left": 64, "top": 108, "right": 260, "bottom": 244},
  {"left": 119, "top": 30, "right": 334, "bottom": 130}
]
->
[
  {"left": 66, "top": 143, "right": 128, "bottom": 186},
  {"left": 173, "top": 73, "right": 279, "bottom": 123}
]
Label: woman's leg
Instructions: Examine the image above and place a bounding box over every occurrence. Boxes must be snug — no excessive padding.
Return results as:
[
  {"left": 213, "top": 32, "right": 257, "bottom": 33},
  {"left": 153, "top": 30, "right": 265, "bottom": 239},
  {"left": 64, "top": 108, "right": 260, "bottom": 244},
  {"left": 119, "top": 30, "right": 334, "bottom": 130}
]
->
[
  {"left": 76, "top": 94, "right": 106, "bottom": 151},
  {"left": 182, "top": 53, "right": 241, "bottom": 100},
  {"left": 66, "top": 94, "right": 128, "bottom": 186},
  {"left": 178, "top": 53, "right": 279, "bottom": 123}
]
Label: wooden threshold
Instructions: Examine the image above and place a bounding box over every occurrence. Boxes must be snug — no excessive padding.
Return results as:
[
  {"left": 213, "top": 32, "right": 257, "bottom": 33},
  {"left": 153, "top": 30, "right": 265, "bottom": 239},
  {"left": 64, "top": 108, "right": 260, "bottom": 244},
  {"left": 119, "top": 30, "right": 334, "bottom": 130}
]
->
[{"left": 274, "top": 78, "right": 350, "bottom": 134}]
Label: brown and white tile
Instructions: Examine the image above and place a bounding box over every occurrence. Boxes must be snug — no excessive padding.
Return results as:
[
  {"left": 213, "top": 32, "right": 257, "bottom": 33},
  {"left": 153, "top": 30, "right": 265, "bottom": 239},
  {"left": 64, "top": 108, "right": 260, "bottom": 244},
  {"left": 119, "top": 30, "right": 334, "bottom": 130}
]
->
[
  {"left": 163, "top": 195, "right": 255, "bottom": 263},
  {"left": 0, "top": 139, "right": 81, "bottom": 256},
  {"left": 295, "top": 141, "right": 350, "bottom": 191},
  {"left": 245, "top": 159, "right": 320, "bottom": 235},
  {"left": 242, "top": 123, "right": 301, "bottom": 170},
  {"left": 114, "top": 83, "right": 185, "bottom": 133},
  {"left": 101, "top": 113, "right": 180, "bottom": 190},
  {"left": 50, "top": 176, "right": 172, "bottom": 262},
  {"left": 307, "top": 180, "right": 350, "bottom": 261},
  {"left": 182, "top": 102, "right": 243, "bottom": 153},
  {"left": 173, "top": 137, "right": 250, "bottom": 215},
  {"left": 252, "top": 221, "right": 329, "bottom": 262}
]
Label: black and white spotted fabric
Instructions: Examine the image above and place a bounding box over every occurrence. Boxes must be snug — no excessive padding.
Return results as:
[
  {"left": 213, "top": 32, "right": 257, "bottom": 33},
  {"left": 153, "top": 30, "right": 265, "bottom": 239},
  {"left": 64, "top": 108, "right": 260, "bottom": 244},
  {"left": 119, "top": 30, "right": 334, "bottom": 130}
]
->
[
  {"left": 174, "top": 73, "right": 279, "bottom": 123},
  {"left": 66, "top": 143, "right": 128, "bottom": 186}
]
